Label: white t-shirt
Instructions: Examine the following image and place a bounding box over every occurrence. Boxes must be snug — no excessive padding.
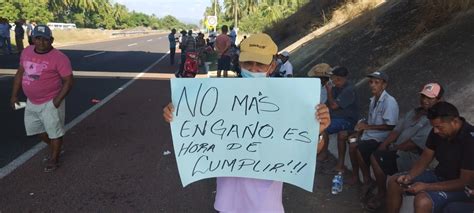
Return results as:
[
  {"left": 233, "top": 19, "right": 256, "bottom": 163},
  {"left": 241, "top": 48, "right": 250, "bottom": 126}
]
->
[
  {"left": 229, "top": 29, "right": 237, "bottom": 44},
  {"left": 279, "top": 61, "right": 293, "bottom": 77}
]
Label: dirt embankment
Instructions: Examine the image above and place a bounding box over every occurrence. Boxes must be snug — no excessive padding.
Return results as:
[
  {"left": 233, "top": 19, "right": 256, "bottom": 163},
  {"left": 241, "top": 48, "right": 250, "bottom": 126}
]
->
[{"left": 274, "top": 0, "right": 474, "bottom": 121}]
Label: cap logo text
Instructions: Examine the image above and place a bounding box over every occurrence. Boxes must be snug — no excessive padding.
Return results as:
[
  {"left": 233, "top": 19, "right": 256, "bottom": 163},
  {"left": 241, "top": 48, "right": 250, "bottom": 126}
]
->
[{"left": 249, "top": 44, "right": 266, "bottom": 49}]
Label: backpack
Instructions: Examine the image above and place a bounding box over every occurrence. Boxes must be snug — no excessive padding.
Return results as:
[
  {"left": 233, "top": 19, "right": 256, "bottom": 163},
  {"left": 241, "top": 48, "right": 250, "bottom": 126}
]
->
[{"left": 182, "top": 52, "right": 199, "bottom": 78}]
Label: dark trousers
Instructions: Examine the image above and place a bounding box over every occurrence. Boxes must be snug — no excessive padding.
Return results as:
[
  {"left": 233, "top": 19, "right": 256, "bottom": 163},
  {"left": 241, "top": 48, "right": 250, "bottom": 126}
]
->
[
  {"left": 169, "top": 48, "right": 175, "bottom": 65},
  {"left": 15, "top": 37, "right": 24, "bottom": 53},
  {"left": 28, "top": 36, "right": 33, "bottom": 45},
  {"left": 179, "top": 52, "right": 186, "bottom": 72}
]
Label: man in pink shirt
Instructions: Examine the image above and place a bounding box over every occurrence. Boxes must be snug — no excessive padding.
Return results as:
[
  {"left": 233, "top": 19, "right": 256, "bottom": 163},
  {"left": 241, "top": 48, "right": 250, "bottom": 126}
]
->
[
  {"left": 10, "top": 25, "right": 73, "bottom": 172},
  {"left": 215, "top": 25, "right": 232, "bottom": 78}
]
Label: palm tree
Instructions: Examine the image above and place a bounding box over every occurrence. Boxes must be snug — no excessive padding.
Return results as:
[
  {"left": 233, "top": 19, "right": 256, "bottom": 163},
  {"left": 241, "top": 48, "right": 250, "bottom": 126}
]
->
[
  {"left": 243, "top": 0, "right": 259, "bottom": 15},
  {"left": 224, "top": 0, "right": 243, "bottom": 25}
]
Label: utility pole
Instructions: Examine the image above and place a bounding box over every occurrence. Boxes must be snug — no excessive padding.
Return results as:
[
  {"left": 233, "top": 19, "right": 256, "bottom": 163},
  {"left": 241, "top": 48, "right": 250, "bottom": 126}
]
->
[
  {"left": 234, "top": 0, "right": 238, "bottom": 28},
  {"left": 214, "top": 0, "right": 217, "bottom": 16}
]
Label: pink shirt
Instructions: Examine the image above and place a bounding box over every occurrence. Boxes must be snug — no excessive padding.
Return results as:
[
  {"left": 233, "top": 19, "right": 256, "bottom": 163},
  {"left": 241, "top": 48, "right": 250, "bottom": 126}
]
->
[
  {"left": 214, "top": 177, "right": 284, "bottom": 213},
  {"left": 20, "top": 46, "right": 72, "bottom": 104},
  {"left": 215, "top": 34, "right": 231, "bottom": 57}
]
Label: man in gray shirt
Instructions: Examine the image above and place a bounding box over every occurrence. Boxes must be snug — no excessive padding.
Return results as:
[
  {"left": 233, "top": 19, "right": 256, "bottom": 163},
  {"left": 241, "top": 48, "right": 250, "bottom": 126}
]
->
[
  {"left": 364, "top": 83, "right": 444, "bottom": 210},
  {"left": 348, "top": 71, "right": 399, "bottom": 190}
]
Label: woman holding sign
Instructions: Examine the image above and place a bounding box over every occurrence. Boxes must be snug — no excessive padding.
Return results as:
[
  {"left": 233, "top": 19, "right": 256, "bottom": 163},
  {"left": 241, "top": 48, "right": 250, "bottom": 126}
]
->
[{"left": 163, "top": 33, "right": 331, "bottom": 213}]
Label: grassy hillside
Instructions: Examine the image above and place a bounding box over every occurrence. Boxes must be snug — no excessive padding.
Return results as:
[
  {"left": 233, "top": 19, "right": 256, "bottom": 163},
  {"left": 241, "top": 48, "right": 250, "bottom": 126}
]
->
[{"left": 273, "top": 0, "right": 474, "bottom": 121}]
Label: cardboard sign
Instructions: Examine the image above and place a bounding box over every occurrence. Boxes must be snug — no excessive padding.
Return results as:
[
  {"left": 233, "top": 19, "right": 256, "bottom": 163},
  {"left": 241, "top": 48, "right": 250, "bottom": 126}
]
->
[{"left": 170, "top": 78, "right": 321, "bottom": 191}]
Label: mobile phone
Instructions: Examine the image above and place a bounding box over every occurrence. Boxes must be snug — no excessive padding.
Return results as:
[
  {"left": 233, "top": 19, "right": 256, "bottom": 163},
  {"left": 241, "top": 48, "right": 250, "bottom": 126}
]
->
[
  {"left": 400, "top": 183, "right": 411, "bottom": 189},
  {"left": 465, "top": 185, "right": 472, "bottom": 197}
]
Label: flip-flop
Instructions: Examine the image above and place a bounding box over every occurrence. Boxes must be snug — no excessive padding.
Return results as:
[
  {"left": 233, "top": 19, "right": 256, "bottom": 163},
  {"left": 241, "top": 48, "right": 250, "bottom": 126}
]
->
[
  {"left": 42, "top": 149, "right": 65, "bottom": 163},
  {"left": 44, "top": 162, "right": 60, "bottom": 173},
  {"left": 365, "top": 196, "right": 384, "bottom": 211},
  {"left": 317, "top": 158, "right": 330, "bottom": 164},
  {"left": 322, "top": 167, "right": 344, "bottom": 175},
  {"left": 360, "top": 181, "right": 376, "bottom": 202}
]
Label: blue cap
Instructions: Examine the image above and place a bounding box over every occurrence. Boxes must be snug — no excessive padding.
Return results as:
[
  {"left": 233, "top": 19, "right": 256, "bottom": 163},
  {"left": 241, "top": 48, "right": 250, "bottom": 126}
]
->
[
  {"left": 32, "top": 25, "right": 52, "bottom": 39},
  {"left": 367, "top": 71, "right": 389, "bottom": 82}
]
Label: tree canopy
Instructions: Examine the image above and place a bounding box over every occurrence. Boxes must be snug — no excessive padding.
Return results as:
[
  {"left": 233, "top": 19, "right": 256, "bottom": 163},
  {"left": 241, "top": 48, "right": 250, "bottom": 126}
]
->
[
  {"left": 0, "top": 0, "right": 195, "bottom": 30},
  {"left": 202, "top": 0, "right": 309, "bottom": 33}
]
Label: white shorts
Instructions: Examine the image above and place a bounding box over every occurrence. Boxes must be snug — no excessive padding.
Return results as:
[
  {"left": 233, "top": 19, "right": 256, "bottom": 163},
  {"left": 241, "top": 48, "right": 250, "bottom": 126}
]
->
[{"left": 24, "top": 99, "right": 66, "bottom": 139}]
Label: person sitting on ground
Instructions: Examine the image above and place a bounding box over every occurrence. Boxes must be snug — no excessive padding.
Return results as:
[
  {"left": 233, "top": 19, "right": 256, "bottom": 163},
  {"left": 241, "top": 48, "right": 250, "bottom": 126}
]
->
[
  {"left": 163, "top": 33, "right": 331, "bottom": 213},
  {"left": 443, "top": 184, "right": 474, "bottom": 213},
  {"left": 386, "top": 101, "right": 474, "bottom": 213},
  {"left": 307, "top": 63, "right": 332, "bottom": 104},
  {"left": 317, "top": 66, "right": 359, "bottom": 175},
  {"left": 364, "top": 83, "right": 444, "bottom": 211},
  {"left": 277, "top": 51, "right": 293, "bottom": 77},
  {"left": 348, "top": 71, "right": 399, "bottom": 195}
]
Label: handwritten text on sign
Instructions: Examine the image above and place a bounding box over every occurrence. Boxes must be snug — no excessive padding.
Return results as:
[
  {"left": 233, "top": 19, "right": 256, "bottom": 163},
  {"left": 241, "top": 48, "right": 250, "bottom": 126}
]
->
[{"left": 170, "top": 78, "right": 320, "bottom": 191}]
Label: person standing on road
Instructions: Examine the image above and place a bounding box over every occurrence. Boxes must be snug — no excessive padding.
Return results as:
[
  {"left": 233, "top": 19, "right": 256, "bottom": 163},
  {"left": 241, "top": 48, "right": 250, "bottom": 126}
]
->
[
  {"left": 176, "top": 30, "right": 188, "bottom": 77},
  {"left": 163, "top": 33, "right": 331, "bottom": 212},
  {"left": 168, "top": 28, "right": 177, "bottom": 65},
  {"left": 26, "top": 20, "right": 35, "bottom": 45},
  {"left": 215, "top": 25, "right": 231, "bottom": 77},
  {"left": 15, "top": 19, "right": 25, "bottom": 54},
  {"left": 229, "top": 25, "right": 237, "bottom": 45},
  {"left": 10, "top": 25, "right": 73, "bottom": 172},
  {"left": 0, "top": 17, "right": 12, "bottom": 54}
]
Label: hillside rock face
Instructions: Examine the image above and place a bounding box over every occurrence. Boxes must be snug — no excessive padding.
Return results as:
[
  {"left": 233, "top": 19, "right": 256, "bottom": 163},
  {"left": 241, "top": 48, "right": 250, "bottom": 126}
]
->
[{"left": 277, "top": 0, "right": 474, "bottom": 121}]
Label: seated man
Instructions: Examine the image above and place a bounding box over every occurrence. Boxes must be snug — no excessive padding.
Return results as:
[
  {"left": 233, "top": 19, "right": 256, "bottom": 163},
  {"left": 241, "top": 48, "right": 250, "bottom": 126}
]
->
[
  {"left": 365, "top": 83, "right": 444, "bottom": 210},
  {"left": 386, "top": 102, "right": 474, "bottom": 213},
  {"left": 277, "top": 51, "right": 293, "bottom": 77},
  {"left": 317, "top": 66, "right": 359, "bottom": 175},
  {"left": 348, "top": 71, "right": 399, "bottom": 189},
  {"left": 307, "top": 63, "right": 332, "bottom": 104},
  {"left": 443, "top": 185, "right": 474, "bottom": 213}
]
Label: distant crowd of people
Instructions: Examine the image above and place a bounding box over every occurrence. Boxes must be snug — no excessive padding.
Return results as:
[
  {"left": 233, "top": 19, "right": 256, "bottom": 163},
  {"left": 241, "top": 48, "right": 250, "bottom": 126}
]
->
[
  {"left": 0, "top": 17, "right": 36, "bottom": 55},
  {"left": 168, "top": 25, "right": 293, "bottom": 79}
]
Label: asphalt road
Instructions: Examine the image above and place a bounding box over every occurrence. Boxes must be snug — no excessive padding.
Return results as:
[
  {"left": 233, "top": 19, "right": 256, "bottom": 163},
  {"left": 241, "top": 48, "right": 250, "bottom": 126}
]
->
[
  {"left": 0, "top": 33, "right": 367, "bottom": 213},
  {"left": 0, "top": 33, "right": 174, "bottom": 168}
]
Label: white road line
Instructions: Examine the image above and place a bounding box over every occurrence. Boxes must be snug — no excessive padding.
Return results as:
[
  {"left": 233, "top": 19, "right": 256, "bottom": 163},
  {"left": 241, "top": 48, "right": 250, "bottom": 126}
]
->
[
  {"left": 83, "top": 51, "right": 106, "bottom": 58},
  {"left": 147, "top": 39, "right": 153, "bottom": 42},
  {"left": 127, "top": 43, "right": 138, "bottom": 47},
  {"left": 0, "top": 51, "right": 171, "bottom": 179}
]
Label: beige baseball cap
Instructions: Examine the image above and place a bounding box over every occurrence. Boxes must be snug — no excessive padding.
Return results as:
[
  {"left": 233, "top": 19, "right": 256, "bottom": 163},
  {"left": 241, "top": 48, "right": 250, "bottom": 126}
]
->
[{"left": 239, "top": 33, "right": 278, "bottom": 65}]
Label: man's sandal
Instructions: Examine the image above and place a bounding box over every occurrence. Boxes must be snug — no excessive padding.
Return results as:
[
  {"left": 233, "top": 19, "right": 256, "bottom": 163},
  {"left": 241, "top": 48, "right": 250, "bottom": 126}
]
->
[{"left": 44, "top": 162, "right": 60, "bottom": 173}]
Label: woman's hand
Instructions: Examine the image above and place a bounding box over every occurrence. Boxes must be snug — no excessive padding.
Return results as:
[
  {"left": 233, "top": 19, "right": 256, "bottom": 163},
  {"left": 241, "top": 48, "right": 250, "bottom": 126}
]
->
[
  {"left": 316, "top": 104, "right": 330, "bottom": 134},
  {"left": 163, "top": 103, "right": 174, "bottom": 123}
]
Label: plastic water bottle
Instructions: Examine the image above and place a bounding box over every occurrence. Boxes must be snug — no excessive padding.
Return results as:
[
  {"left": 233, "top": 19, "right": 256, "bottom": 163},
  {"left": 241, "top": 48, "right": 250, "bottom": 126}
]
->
[
  {"left": 331, "top": 172, "right": 343, "bottom": 194},
  {"left": 337, "top": 172, "right": 343, "bottom": 193}
]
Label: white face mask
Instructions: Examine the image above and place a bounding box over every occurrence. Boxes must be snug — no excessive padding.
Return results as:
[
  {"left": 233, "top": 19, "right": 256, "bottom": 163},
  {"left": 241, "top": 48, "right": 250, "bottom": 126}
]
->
[
  {"left": 277, "top": 59, "right": 282, "bottom": 64},
  {"left": 241, "top": 68, "right": 267, "bottom": 78}
]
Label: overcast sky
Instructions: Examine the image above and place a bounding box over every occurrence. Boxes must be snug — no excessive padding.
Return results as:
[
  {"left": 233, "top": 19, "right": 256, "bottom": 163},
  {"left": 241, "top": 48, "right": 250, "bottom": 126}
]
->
[{"left": 114, "top": 0, "right": 217, "bottom": 24}]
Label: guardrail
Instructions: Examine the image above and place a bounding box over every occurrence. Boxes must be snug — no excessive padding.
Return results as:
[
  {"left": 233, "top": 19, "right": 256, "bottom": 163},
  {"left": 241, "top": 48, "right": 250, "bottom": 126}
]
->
[{"left": 111, "top": 31, "right": 150, "bottom": 36}]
